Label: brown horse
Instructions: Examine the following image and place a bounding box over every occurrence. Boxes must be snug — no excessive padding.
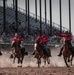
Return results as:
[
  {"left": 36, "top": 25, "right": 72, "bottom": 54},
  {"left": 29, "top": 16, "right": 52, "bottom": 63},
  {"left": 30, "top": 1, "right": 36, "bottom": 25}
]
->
[
  {"left": 61, "top": 38, "right": 74, "bottom": 67},
  {"left": 34, "top": 42, "right": 51, "bottom": 67},
  {"left": 11, "top": 40, "right": 25, "bottom": 67}
]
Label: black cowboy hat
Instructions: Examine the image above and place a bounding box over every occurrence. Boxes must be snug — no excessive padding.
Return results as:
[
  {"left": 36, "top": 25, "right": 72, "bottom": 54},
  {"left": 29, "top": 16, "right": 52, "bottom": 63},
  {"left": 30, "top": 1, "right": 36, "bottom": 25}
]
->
[
  {"left": 37, "top": 30, "right": 42, "bottom": 36},
  {"left": 37, "top": 30, "right": 42, "bottom": 34},
  {"left": 65, "top": 31, "right": 69, "bottom": 34}
]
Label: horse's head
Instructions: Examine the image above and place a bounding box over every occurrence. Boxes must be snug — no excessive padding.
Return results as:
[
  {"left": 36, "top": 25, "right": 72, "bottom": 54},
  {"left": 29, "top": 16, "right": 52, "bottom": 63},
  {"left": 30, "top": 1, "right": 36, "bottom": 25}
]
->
[
  {"left": 11, "top": 40, "right": 17, "bottom": 48},
  {"left": 62, "top": 38, "right": 69, "bottom": 54},
  {"left": 60, "top": 37, "right": 67, "bottom": 44},
  {"left": 34, "top": 42, "right": 37, "bottom": 51}
]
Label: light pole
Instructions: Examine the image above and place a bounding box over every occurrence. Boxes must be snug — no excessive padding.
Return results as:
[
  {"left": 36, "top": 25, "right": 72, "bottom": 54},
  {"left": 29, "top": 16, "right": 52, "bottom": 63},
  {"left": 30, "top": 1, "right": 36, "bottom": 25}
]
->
[
  {"left": 69, "top": 0, "right": 71, "bottom": 34},
  {"left": 3, "top": 0, "right": 6, "bottom": 32},
  {"left": 49, "top": 0, "right": 52, "bottom": 36},
  {"left": 40, "top": 0, "right": 42, "bottom": 33},
  {"left": 59, "top": 0, "right": 62, "bottom": 33},
  {"left": 35, "top": 0, "right": 37, "bottom": 22}
]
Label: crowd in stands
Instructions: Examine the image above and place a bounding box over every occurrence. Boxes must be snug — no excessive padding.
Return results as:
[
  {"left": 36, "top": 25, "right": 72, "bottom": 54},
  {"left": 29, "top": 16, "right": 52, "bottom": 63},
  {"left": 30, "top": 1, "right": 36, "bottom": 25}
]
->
[
  {"left": 0, "top": 30, "right": 62, "bottom": 45},
  {"left": 0, "top": 31, "right": 35, "bottom": 44}
]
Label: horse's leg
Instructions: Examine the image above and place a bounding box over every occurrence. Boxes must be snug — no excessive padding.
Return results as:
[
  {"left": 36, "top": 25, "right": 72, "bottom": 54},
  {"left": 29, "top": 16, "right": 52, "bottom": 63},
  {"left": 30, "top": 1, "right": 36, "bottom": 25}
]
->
[
  {"left": 63, "top": 56, "right": 69, "bottom": 67},
  {"left": 71, "top": 55, "right": 73, "bottom": 66},
  {"left": 18, "top": 57, "right": 20, "bottom": 64},
  {"left": 20, "top": 57, "right": 23, "bottom": 67},
  {"left": 20, "top": 55, "right": 24, "bottom": 64},
  {"left": 68, "top": 56, "right": 70, "bottom": 62},
  {"left": 17, "top": 58, "right": 21, "bottom": 67},
  {"left": 43, "top": 57, "right": 46, "bottom": 65},
  {"left": 13, "top": 54, "right": 15, "bottom": 63},
  {"left": 47, "top": 57, "right": 50, "bottom": 64},
  {"left": 20, "top": 57, "right": 22, "bottom": 64},
  {"left": 13, "top": 57, "right": 15, "bottom": 63},
  {"left": 37, "top": 57, "right": 41, "bottom": 67}
]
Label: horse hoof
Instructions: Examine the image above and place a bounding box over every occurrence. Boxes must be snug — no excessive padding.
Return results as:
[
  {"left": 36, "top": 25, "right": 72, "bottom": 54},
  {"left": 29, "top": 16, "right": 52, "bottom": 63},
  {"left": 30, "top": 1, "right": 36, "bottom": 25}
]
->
[
  {"left": 18, "top": 65, "right": 22, "bottom": 67},
  {"left": 68, "top": 60, "right": 70, "bottom": 62},
  {"left": 10, "top": 54, "right": 13, "bottom": 58},
  {"left": 67, "top": 66, "right": 70, "bottom": 68},
  {"left": 48, "top": 62, "right": 50, "bottom": 64}
]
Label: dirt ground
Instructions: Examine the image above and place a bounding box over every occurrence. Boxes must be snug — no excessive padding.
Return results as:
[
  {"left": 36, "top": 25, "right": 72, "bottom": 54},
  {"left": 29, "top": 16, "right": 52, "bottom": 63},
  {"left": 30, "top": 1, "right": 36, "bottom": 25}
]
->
[
  {"left": 0, "top": 44, "right": 74, "bottom": 75},
  {"left": 0, "top": 67, "right": 74, "bottom": 75}
]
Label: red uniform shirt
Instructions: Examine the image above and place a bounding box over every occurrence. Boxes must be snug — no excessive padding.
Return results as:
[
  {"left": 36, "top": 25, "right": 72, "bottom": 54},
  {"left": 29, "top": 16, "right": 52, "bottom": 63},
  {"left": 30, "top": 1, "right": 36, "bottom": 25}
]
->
[
  {"left": 36, "top": 35, "right": 48, "bottom": 44},
  {"left": 57, "top": 32, "right": 72, "bottom": 43},
  {"left": 12, "top": 36, "right": 23, "bottom": 44}
]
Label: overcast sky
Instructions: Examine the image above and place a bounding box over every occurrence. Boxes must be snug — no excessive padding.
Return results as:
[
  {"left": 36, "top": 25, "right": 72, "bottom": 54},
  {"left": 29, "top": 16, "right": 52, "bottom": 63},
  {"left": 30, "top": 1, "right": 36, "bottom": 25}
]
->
[{"left": 1, "top": 0, "right": 74, "bottom": 35}]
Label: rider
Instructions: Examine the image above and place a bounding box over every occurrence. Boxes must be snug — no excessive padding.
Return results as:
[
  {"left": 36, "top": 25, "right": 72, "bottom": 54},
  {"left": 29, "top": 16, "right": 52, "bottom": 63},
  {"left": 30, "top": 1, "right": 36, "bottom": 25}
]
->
[
  {"left": 12, "top": 33, "right": 23, "bottom": 49},
  {"left": 33, "top": 30, "right": 51, "bottom": 57},
  {"left": 40, "top": 32, "right": 52, "bottom": 57},
  {"left": 32, "top": 30, "right": 42, "bottom": 55},
  {"left": 57, "top": 31, "right": 73, "bottom": 56},
  {"left": 12, "top": 33, "right": 28, "bottom": 55}
]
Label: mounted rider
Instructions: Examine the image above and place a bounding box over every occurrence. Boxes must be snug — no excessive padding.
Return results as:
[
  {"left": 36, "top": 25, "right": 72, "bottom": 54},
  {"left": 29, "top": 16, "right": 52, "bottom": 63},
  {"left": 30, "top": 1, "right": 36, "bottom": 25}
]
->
[
  {"left": 33, "top": 30, "right": 51, "bottom": 57},
  {"left": 57, "top": 31, "right": 74, "bottom": 56},
  {"left": 39, "top": 32, "right": 52, "bottom": 57},
  {"left": 12, "top": 33, "right": 23, "bottom": 49},
  {"left": 12, "top": 33, "right": 28, "bottom": 55},
  {"left": 32, "top": 30, "right": 42, "bottom": 55}
]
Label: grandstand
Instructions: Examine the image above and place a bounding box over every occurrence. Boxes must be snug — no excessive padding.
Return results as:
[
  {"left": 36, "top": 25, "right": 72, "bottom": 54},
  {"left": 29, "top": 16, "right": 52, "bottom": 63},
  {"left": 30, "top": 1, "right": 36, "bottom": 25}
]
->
[
  {"left": 0, "top": 4, "right": 69, "bottom": 35},
  {"left": 0, "top": 3, "right": 71, "bottom": 45}
]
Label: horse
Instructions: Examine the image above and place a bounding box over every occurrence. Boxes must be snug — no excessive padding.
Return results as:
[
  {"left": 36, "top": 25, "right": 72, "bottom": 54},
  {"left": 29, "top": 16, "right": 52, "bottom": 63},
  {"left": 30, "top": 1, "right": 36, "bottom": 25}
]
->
[
  {"left": 11, "top": 40, "right": 26, "bottom": 67},
  {"left": 61, "top": 37, "right": 74, "bottom": 67},
  {"left": 0, "top": 51, "right": 2, "bottom": 56},
  {"left": 34, "top": 42, "right": 51, "bottom": 67}
]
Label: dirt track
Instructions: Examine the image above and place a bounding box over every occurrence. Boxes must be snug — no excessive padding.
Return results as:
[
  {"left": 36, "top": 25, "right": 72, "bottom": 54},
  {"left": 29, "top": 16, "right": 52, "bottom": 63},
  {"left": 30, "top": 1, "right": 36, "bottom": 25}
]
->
[
  {"left": 0, "top": 67, "right": 74, "bottom": 75},
  {"left": 0, "top": 44, "right": 74, "bottom": 75}
]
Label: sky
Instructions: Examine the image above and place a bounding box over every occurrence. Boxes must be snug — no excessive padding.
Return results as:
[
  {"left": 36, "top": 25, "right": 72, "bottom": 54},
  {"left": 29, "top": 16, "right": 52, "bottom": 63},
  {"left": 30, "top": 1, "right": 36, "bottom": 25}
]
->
[{"left": 0, "top": 0, "right": 74, "bottom": 35}]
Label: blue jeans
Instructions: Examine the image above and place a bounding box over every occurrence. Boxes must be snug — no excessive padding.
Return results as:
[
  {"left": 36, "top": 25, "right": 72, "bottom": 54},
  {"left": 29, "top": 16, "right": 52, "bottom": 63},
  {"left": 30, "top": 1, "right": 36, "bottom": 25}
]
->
[{"left": 41, "top": 43, "right": 50, "bottom": 57}]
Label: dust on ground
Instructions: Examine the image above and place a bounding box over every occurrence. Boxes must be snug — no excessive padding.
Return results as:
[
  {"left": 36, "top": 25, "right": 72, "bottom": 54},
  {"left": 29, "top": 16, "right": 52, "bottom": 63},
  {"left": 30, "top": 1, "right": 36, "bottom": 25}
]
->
[{"left": 0, "top": 44, "right": 74, "bottom": 75}]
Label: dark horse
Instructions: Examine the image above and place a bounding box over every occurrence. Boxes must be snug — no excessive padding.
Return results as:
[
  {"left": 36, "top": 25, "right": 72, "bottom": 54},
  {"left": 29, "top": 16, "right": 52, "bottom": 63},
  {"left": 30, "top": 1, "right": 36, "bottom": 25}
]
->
[
  {"left": 0, "top": 51, "right": 2, "bottom": 56},
  {"left": 34, "top": 42, "right": 51, "bottom": 67},
  {"left": 61, "top": 38, "right": 74, "bottom": 67},
  {"left": 11, "top": 40, "right": 26, "bottom": 67}
]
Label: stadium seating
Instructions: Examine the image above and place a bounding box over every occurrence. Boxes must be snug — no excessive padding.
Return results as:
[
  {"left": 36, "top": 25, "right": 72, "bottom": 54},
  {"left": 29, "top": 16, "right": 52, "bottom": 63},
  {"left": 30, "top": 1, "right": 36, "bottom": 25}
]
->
[{"left": 0, "top": 5, "right": 70, "bottom": 44}]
